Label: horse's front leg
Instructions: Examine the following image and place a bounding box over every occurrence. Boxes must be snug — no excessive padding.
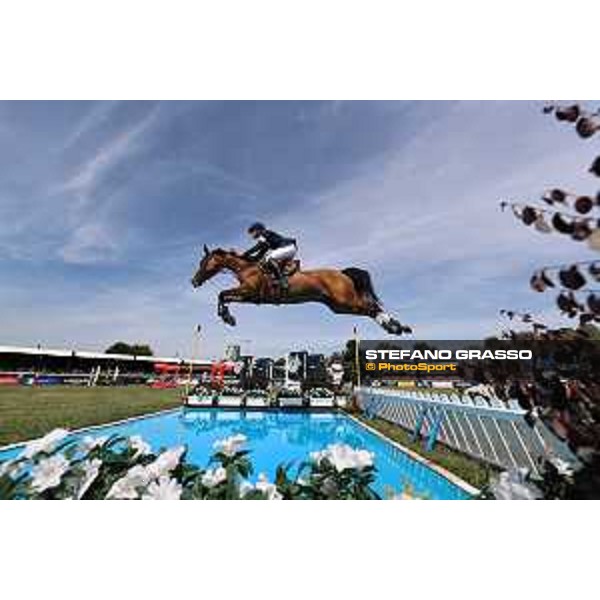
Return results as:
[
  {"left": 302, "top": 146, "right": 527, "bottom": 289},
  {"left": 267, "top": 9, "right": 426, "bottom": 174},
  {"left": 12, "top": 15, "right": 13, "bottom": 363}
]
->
[
  {"left": 217, "top": 290, "right": 236, "bottom": 326},
  {"left": 217, "top": 287, "right": 255, "bottom": 326}
]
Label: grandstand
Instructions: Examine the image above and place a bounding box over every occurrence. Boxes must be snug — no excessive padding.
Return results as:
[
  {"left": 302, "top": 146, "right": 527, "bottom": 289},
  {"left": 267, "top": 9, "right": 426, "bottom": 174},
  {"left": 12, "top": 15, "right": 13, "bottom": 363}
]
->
[
  {"left": 0, "top": 344, "right": 212, "bottom": 386},
  {"left": 0, "top": 343, "right": 340, "bottom": 390}
]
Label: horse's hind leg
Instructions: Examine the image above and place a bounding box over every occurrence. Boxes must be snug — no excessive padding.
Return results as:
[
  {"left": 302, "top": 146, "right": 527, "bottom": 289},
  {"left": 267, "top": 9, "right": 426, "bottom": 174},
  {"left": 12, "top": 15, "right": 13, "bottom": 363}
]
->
[
  {"left": 357, "top": 296, "right": 412, "bottom": 335},
  {"left": 374, "top": 310, "right": 412, "bottom": 335},
  {"left": 324, "top": 297, "right": 411, "bottom": 335},
  {"left": 351, "top": 299, "right": 412, "bottom": 335}
]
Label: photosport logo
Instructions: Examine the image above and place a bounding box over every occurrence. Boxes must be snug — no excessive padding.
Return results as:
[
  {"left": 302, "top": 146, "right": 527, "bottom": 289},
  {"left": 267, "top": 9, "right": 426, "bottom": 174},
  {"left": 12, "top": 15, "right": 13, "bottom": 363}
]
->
[{"left": 357, "top": 339, "right": 599, "bottom": 381}]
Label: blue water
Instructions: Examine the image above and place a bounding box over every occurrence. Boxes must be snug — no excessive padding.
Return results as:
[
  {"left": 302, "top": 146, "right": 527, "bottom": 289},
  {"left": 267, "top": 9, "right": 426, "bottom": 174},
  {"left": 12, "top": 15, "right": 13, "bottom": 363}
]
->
[{"left": 0, "top": 409, "right": 471, "bottom": 499}]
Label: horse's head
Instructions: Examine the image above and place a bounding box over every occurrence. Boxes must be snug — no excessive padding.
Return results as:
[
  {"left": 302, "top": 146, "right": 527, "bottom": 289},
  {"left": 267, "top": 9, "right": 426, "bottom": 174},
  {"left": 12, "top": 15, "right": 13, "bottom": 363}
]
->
[{"left": 191, "top": 245, "right": 228, "bottom": 288}]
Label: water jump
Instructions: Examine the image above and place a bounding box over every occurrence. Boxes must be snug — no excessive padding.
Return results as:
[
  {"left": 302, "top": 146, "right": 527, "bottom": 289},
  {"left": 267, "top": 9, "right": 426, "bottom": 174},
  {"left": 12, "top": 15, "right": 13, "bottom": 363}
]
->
[{"left": 191, "top": 222, "right": 411, "bottom": 335}]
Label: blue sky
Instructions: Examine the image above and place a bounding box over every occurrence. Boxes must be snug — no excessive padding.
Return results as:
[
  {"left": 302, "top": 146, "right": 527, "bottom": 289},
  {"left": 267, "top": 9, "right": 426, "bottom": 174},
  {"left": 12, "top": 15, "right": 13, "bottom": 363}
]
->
[{"left": 0, "top": 101, "right": 597, "bottom": 359}]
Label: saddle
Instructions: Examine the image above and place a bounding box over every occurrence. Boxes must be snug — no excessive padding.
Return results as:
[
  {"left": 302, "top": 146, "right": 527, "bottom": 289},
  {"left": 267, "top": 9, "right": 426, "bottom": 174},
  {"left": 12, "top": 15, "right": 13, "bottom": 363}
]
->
[
  {"left": 259, "top": 259, "right": 300, "bottom": 301},
  {"left": 282, "top": 259, "right": 300, "bottom": 277}
]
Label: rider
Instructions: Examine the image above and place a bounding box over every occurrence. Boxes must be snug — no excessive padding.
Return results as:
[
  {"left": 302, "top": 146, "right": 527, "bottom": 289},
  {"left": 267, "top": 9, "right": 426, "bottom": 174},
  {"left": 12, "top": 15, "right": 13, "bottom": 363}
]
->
[{"left": 243, "top": 222, "right": 297, "bottom": 290}]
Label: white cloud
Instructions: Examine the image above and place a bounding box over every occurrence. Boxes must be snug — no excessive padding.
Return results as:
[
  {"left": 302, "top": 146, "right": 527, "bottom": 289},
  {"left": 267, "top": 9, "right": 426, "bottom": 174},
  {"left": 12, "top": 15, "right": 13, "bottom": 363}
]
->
[
  {"left": 59, "top": 222, "right": 118, "bottom": 265},
  {"left": 60, "top": 101, "right": 121, "bottom": 150},
  {"left": 57, "top": 105, "right": 160, "bottom": 264},
  {"left": 61, "top": 105, "right": 159, "bottom": 206}
]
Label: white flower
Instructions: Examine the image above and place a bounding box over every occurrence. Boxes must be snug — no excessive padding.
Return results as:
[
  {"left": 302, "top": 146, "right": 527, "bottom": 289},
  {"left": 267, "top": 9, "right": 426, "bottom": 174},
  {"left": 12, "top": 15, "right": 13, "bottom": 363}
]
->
[
  {"left": 489, "top": 469, "right": 543, "bottom": 500},
  {"left": 106, "top": 465, "right": 152, "bottom": 500},
  {"left": 255, "top": 473, "right": 282, "bottom": 500},
  {"left": 213, "top": 434, "right": 247, "bottom": 457},
  {"left": 311, "top": 444, "right": 374, "bottom": 472},
  {"left": 146, "top": 446, "right": 185, "bottom": 479},
  {"left": 128, "top": 435, "right": 151, "bottom": 457},
  {"left": 21, "top": 429, "right": 70, "bottom": 459},
  {"left": 76, "top": 459, "right": 102, "bottom": 499},
  {"left": 81, "top": 435, "right": 108, "bottom": 452},
  {"left": 142, "top": 476, "right": 182, "bottom": 500},
  {"left": 31, "top": 454, "right": 70, "bottom": 493},
  {"left": 201, "top": 467, "right": 227, "bottom": 488},
  {"left": 106, "top": 446, "right": 184, "bottom": 499}
]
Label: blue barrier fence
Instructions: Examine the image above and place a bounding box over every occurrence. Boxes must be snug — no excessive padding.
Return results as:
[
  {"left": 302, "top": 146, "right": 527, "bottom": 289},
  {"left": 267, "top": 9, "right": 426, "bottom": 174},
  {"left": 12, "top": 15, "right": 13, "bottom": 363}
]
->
[{"left": 356, "top": 387, "right": 577, "bottom": 475}]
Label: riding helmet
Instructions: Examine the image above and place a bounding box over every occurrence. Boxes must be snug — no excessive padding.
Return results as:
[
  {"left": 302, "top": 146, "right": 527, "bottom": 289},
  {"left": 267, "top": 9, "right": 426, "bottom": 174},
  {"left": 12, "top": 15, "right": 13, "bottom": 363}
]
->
[{"left": 248, "top": 222, "right": 266, "bottom": 234}]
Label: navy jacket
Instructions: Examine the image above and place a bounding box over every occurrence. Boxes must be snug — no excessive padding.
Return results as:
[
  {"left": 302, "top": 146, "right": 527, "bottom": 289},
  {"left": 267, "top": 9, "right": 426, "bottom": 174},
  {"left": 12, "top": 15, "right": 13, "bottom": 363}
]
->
[{"left": 243, "top": 229, "right": 296, "bottom": 261}]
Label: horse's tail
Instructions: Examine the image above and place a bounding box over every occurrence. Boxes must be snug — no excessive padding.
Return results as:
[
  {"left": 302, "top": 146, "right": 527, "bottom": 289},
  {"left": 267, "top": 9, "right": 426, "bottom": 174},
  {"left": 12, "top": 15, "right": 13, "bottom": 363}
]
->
[{"left": 342, "top": 267, "right": 381, "bottom": 305}]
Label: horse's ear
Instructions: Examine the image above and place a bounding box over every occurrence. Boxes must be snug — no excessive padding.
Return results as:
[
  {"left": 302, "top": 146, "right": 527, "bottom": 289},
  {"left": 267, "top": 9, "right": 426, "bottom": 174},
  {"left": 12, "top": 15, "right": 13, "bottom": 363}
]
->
[{"left": 203, "top": 244, "right": 209, "bottom": 256}]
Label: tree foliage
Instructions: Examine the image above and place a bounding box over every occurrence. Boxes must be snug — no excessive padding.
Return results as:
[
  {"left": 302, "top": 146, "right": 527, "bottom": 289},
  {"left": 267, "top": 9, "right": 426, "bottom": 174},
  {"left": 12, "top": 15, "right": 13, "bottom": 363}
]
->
[{"left": 105, "top": 342, "right": 154, "bottom": 356}]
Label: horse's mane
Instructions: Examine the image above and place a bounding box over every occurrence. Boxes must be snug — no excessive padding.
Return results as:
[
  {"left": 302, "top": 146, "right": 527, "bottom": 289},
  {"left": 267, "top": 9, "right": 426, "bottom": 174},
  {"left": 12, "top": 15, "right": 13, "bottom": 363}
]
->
[
  {"left": 210, "top": 247, "right": 237, "bottom": 254},
  {"left": 209, "top": 247, "right": 246, "bottom": 261}
]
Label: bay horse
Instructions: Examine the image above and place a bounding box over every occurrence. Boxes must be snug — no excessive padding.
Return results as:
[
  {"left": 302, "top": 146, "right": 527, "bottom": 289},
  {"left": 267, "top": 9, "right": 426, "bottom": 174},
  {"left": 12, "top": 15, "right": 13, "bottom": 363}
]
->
[{"left": 191, "top": 245, "right": 411, "bottom": 335}]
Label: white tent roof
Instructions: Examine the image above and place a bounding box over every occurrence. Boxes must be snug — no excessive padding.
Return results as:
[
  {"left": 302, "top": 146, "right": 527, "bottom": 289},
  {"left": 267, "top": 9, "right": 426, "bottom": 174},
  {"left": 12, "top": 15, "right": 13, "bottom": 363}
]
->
[{"left": 0, "top": 344, "right": 211, "bottom": 365}]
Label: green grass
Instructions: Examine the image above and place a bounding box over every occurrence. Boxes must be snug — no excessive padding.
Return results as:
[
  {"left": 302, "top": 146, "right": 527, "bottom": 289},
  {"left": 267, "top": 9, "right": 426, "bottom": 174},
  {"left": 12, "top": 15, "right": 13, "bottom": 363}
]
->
[
  {"left": 0, "top": 385, "right": 182, "bottom": 447},
  {"left": 353, "top": 414, "right": 493, "bottom": 489}
]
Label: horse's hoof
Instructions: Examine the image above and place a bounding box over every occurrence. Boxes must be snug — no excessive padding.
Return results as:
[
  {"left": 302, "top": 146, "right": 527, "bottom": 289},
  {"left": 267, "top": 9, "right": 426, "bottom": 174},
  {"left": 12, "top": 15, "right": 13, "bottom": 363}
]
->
[
  {"left": 387, "top": 320, "right": 412, "bottom": 335},
  {"left": 222, "top": 315, "right": 236, "bottom": 326}
]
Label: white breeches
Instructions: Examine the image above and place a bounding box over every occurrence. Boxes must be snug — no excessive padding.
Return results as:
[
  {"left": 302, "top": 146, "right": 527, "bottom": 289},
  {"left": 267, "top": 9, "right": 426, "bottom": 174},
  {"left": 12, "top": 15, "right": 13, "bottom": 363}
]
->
[{"left": 265, "top": 244, "right": 296, "bottom": 262}]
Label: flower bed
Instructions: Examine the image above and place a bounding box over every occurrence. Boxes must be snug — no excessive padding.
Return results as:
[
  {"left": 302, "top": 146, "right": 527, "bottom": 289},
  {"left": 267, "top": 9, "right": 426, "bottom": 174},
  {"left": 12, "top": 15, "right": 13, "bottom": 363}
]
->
[
  {"left": 218, "top": 386, "right": 245, "bottom": 407},
  {"left": 277, "top": 388, "right": 305, "bottom": 407},
  {"left": 307, "top": 387, "right": 335, "bottom": 408},
  {"left": 245, "top": 389, "right": 270, "bottom": 407},
  {"left": 0, "top": 429, "right": 381, "bottom": 500},
  {"left": 185, "top": 385, "right": 215, "bottom": 407}
]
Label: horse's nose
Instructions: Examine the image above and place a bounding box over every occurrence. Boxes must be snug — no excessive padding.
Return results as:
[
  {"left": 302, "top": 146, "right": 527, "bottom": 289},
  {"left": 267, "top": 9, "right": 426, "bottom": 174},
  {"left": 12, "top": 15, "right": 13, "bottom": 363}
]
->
[{"left": 191, "top": 277, "right": 197, "bottom": 287}]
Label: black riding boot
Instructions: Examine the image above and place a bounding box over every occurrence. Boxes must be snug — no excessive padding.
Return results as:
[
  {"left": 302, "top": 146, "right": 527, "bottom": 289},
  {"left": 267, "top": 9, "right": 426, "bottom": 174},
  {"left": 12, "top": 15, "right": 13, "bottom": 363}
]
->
[{"left": 268, "top": 260, "right": 287, "bottom": 293}]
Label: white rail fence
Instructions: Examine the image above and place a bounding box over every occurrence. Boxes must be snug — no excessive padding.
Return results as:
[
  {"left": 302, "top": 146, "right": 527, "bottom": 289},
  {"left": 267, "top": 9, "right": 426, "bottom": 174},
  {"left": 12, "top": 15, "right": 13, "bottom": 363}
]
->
[{"left": 356, "top": 387, "right": 576, "bottom": 475}]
